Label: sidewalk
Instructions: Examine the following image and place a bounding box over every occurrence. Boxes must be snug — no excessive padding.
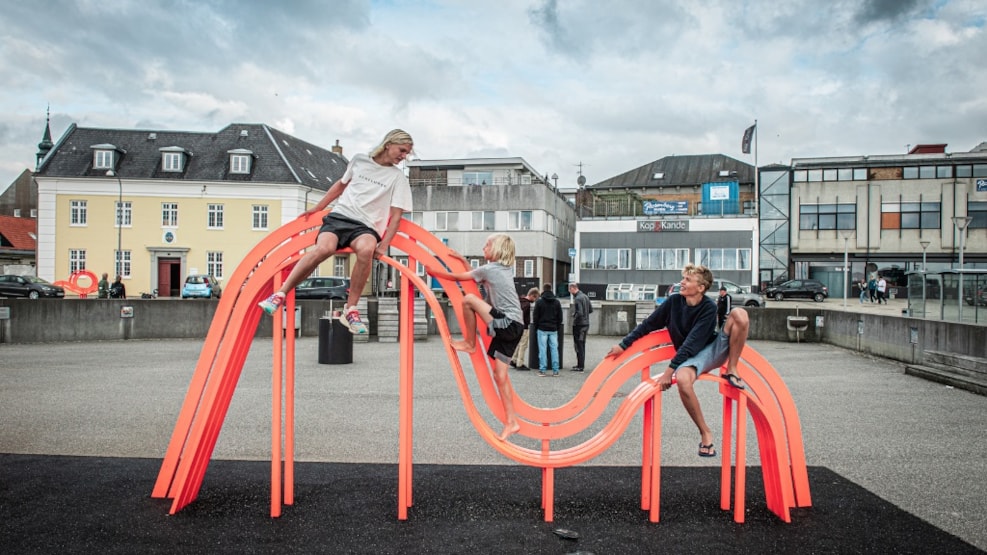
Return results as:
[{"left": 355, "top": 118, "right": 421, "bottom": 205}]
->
[{"left": 1, "top": 335, "right": 985, "bottom": 552}]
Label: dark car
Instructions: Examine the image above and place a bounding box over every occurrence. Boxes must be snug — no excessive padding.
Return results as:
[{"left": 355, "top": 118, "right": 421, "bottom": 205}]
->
[
  {"left": 0, "top": 275, "right": 66, "bottom": 299},
  {"left": 295, "top": 276, "right": 350, "bottom": 300},
  {"left": 964, "top": 287, "right": 987, "bottom": 307},
  {"left": 765, "top": 279, "right": 829, "bottom": 302}
]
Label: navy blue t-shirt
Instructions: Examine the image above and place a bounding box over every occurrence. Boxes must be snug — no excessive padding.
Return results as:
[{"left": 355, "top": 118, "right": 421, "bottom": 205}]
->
[{"left": 618, "top": 293, "right": 717, "bottom": 369}]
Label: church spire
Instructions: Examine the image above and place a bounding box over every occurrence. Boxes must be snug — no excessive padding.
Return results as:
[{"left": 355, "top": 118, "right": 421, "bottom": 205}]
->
[{"left": 36, "top": 105, "right": 54, "bottom": 169}]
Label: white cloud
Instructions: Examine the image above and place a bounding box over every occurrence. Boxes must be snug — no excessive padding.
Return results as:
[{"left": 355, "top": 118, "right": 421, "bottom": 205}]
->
[{"left": 1, "top": 0, "right": 985, "bottom": 189}]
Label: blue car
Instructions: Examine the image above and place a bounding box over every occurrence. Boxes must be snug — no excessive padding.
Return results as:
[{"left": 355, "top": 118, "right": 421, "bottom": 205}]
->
[{"left": 181, "top": 274, "right": 222, "bottom": 299}]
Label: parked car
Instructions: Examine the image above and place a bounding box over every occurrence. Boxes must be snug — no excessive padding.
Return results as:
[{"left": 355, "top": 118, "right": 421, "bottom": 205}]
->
[
  {"left": 765, "top": 279, "right": 829, "bottom": 302},
  {"left": 664, "top": 278, "right": 765, "bottom": 307},
  {"left": 0, "top": 275, "right": 65, "bottom": 299},
  {"left": 964, "top": 287, "right": 987, "bottom": 307},
  {"left": 294, "top": 276, "right": 350, "bottom": 300},
  {"left": 181, "top": 274, "right": 222, "bottom": 299}
]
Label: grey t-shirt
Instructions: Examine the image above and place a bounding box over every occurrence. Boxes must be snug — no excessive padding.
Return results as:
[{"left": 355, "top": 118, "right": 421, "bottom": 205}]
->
[{"left": 471, "top": 262, "right": 523, "bottom": 325}]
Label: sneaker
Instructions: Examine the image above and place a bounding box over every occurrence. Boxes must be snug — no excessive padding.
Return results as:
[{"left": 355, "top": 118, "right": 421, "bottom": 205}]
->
[
  {"left": 553, "top": 370, "right": 559, "bottom": 377},
  {"left": 538, "top": 370, "right": 547, "bottom": 377},
  {"left": 340, "top": 306, "right": 368, "bottom": 335},
  {"left": 258, "top": 292, "right": 285, "bottom": 315}
]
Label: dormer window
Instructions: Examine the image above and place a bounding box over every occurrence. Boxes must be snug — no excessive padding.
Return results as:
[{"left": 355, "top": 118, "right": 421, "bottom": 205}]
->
[
  {"left": 90, "top": 143, "right": 120, "bottom": 170},
  {"left": 159, "top": 146, "right": 188, "bottom": 173},
  {"left": 228, "top": 148, "right": 253, "bottom": 174}
]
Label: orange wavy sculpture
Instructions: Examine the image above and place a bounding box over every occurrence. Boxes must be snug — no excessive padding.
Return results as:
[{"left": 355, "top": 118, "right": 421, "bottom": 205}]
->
[
  {"left": 52, "top": 269, "right": 98, "bottom": 298},
  {"left": 152, "top": 216, "right": 811, "bottom": 523}
]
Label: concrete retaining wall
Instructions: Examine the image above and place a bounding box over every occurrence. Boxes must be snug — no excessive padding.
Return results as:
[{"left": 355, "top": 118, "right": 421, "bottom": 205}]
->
[{"left": 2, "top": 298, "right": 984, "bottom": 368}]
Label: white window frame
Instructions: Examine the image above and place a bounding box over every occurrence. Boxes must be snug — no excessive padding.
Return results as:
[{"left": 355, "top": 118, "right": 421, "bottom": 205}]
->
[
  {"left": 70, "top": 200, "right": 87, "bottom": 226},
  {"left": 207, "top": 204, "right": 224, "bottom": 229},
  {"left": 635, "top": 248, "right": 689, "bottom": 270},
  {"left": 115, "top": 250, "right": 131, "bottom": 278},
  {"left": 207, "top": 251, "right": 224, "bottom": 279},
  {"left": 116, "top": 201, "right": 132, "bottom": 228},
  {"left": 471, "top": 210, "right": 495, "bottom": 231},
  {"left": 252, "top": 205, "right": 269, "bottom": 230},
  {"left": 230, "top": 154, "right": 251, "bottom": 174},
  {"left": 523, "top": 259, "right": 534, "bottom": 277},
  {"left": 162, "top": 202, "right": 178, "bottom": 227},
  {"left": 94, "top": 150, "right": 114, "bottom": 169},
  {"left": 162, "top": 152, "right": 183, "bottom": 172},
  {"left": 580, "top": 248, "right": 632, "bottom": 270},
  {"left": 696, "top": 248, "right": 752, "bottom": 271},
  {"left": 333, "top": 255, "right": 349, "bottom": 278},
  {"left": 435, "top": 211, "right": 458, "bottom": 231},
  {"left": 69, "top": 249, "right": 86, "bottom": 273},
  {"left": 508, "top": 210, "right": 532, "bottom": 230}
]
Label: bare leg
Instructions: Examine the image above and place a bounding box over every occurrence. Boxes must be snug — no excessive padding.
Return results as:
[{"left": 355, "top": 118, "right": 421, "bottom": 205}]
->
[
  {"left": 345, "top": 234, "right": 377, "bottom": 309},
  {"left": 721, "top": 307, "right": 750, "bottom": 375},
  {"left": 675, "top": 366, "right": 714, "bottom": 448},
  {"left": 451, "top": 294, "right": 493, "bottom": 353},
  {"left": 492, "top": 359, "right": 520, "bottom": 440},
  {"left": 276, "top": 232, "right": 339, "bottom": 294}
]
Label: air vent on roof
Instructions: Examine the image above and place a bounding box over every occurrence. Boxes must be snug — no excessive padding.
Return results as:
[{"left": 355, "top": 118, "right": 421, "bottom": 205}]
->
[
  {"left": 148, "top": 133, "right": 157, "bottom": 140},
  {"left": 240, "top": 130, "right": 248, "bottom": 137}
]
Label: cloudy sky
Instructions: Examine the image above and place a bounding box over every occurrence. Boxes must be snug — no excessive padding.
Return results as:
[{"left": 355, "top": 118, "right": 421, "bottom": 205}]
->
[{"left": 1, "top": 0, "right": 985, "bottom": 192}]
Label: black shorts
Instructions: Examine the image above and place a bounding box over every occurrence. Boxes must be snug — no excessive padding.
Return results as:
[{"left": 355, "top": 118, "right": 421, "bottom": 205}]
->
[
  {"left": 487, "top": 320, "right": 525, "bottom": 364},
  {"left": 320, "top": 213, "right": 381, "bottom": 250}
]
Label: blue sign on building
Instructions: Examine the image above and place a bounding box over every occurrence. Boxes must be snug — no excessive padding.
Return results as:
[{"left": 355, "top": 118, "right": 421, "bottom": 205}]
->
[
  {"left": 643, "top": 200, "right": 689, "bottom": 215},
  {"left": 702, "top": 180, "right": 740, "bottom": 215},
  {"left": 977, "top": 178, "right": 987, "bottom": 192}
]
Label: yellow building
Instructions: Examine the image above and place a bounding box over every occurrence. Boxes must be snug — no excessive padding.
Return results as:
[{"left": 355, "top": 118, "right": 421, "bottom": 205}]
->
[{"left": 34, "top": 123, "right": 348, "bottom": 297}]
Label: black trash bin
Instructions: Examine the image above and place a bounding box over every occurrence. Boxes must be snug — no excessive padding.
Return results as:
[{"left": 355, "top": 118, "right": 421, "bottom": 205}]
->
[{"left": 318, "top": 317, "right": 353, "bottom": 364}]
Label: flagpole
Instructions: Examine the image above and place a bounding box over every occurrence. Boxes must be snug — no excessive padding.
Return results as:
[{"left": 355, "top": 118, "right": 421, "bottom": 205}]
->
[{"left": 753, "top": 119, "right": 758, "bottom": 215}]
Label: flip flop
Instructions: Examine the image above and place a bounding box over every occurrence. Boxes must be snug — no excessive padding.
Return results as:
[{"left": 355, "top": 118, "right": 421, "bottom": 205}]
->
[
  {"left": 553, "top": 528, "right": 580, "bottom": 540},
  {"left": 724, "top": 373, "right": 746, "bottom": 390},
  {"left": 698, "top": 442, "right": 716, "bottom": 457}
]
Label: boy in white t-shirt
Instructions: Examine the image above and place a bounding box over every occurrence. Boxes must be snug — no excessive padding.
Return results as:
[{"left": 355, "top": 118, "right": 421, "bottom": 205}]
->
[{"left": 258, "top": 129, "right": 414, "bottom": 334}]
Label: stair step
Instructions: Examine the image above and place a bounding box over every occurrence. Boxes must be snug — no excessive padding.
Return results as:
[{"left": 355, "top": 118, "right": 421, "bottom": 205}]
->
[
  {"left": 924, "top": 351, "right": 987, "bottom": 375},
  {"left": 905, "top": 364, "right": 987, "bottom": 396}
]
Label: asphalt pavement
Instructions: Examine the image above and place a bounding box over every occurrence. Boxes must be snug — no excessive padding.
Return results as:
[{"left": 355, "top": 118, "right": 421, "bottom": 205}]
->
[{"left": 1, "top": 331, "right": 985, "bottom": 552}]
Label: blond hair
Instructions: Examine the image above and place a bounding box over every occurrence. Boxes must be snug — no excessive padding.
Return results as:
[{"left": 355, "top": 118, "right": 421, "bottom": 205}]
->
[
  {"left": 487, "top": 233, "right": 516, "bottom": 266},
  {"left": 370, "top": 129, "right": 414, "bottom": 159},
  {"left": 682, "top": 263, "right": 713, "bottom": 293}
]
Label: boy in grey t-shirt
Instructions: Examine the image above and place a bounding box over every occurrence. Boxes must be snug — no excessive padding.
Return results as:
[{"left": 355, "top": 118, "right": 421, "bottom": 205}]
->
[{"left": 427, "top": 233, "right": 524, "bottom": 441}]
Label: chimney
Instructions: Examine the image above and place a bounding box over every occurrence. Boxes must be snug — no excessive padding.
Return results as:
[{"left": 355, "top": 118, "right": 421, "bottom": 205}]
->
[{"left": 331, "top": 139, "right": 343, "bottom": 155}]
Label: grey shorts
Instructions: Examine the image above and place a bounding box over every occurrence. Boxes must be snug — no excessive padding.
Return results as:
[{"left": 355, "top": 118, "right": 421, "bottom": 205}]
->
[{"left": 675, "top": 330, "right": 730, "bottom": 376}]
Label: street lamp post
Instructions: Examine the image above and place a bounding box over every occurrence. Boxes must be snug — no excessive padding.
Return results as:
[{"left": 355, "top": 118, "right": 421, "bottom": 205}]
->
[
  {"left": 551, "top": 173, "right": 559, "bottom": 289},
  {"left": 839, "top": 230, "right": 854, "bottom": 309},
  {"left": 952, "top": 216, "right": 972, "bottom": 322},
  {"left": 919, "top": 240, "right": 931, "bottom": 309},
  {"left": 919, "top": 240, "right": 931, "bottom": 271},
  {"left": 112, "top": 172, "right": 123, "bottom": 277},
  {"left": 106, "top": 170, "right": 123, "bottom": 277}
]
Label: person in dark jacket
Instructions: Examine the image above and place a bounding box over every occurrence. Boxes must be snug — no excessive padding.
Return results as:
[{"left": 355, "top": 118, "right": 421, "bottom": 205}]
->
[
  {"left": 510, "top": 287, "right": 540, "bottom": 370},
  {"left": 109, "top": 275, "right": 126, "bottom": 299},
  {"left": 716, "top": 286, "right": 732, "bottom": 330},
  {"left": 568, "top": 282, "right": 592, "bottom": 371},
  {"left": 533, "top": 283, "right": 563, "bottom": 376},
  {"left": 605, "top": 264, "right": 749, "bottom": 458}
]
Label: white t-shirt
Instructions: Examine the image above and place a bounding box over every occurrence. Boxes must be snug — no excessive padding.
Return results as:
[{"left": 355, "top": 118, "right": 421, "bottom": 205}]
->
[
  {"left": 877, "top": 278, "right": 887, "bottom": 293},
  {"left": 331, "top": 153, "right": 412, "bottom": 237}
]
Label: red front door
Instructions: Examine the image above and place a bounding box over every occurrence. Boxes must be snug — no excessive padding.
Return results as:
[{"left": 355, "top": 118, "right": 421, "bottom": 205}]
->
[{"left": 157, "top": 258, "right": 181, "bottom": 297}]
